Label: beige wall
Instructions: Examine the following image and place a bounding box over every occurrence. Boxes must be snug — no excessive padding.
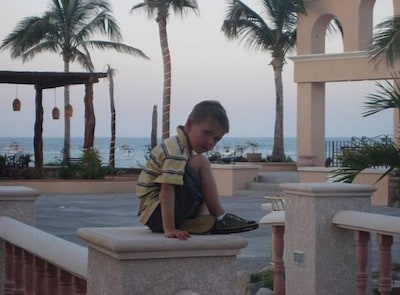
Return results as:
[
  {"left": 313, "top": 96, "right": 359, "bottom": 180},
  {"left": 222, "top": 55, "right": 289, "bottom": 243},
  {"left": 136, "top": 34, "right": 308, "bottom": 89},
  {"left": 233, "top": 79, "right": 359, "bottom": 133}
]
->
[{"left": 211, "top": 164, "right": 259, "bottom": 196}]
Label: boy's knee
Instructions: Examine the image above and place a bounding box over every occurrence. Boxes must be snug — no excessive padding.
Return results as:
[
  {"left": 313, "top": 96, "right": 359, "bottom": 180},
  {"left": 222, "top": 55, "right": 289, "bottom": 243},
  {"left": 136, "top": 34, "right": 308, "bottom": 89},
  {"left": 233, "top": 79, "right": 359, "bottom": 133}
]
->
[{"left": 187, "top": 154, "right": 210, "bottom": 171}]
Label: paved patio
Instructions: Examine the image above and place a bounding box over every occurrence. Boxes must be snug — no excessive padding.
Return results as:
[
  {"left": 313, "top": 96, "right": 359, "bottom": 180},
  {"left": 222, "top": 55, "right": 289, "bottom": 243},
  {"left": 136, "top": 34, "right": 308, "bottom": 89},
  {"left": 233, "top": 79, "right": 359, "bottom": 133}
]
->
[{"left": 35, "top": 192, "right": 272, "bottom": 274}]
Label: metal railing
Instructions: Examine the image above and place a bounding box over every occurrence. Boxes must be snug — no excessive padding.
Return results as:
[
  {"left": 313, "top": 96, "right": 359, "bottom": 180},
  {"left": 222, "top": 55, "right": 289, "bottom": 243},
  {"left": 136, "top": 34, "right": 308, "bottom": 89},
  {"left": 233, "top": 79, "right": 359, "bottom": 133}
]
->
[{"left": 325, "top": 134, "right": 393, "bottom": 167}]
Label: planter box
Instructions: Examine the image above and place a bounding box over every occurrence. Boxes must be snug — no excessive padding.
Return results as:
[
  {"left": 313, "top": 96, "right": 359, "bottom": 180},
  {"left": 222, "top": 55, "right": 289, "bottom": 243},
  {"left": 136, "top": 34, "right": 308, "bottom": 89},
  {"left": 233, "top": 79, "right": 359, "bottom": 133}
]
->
[
  {"left": 259, "top": 162, "right": 297, "bottom": 171},
  {"left": 246, "top": 153, "right": 262, "bottom": 162},
  {"left": 211, "top": 164, "right": 260, "bottom": 196}
]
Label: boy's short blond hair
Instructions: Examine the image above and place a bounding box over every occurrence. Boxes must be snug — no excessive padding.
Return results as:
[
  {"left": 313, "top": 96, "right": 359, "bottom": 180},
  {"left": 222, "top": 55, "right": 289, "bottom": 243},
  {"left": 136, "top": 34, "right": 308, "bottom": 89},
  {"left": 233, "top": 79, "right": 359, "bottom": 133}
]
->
[{"left": 188, "top": 100, "right": 229, "bottom": 133}]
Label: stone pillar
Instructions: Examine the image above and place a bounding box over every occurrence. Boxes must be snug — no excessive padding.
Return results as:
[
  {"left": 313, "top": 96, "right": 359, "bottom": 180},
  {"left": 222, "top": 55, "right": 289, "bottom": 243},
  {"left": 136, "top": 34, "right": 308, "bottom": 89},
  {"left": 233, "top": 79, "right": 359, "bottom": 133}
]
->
[
  {"left": 0, "top": 186, "right": 40, "bottom": 291},
  {"left": 0, "top": 186, "right": 39, "bottom": 226},
  {"left": 296, "top": 82, "right": 325, "bottom": 167},
  {"left": 281, "top": 182, "right": 375, "bottom": 295},
  {"left": 77, "top": 227, "right": 248, "bottom": 295}
]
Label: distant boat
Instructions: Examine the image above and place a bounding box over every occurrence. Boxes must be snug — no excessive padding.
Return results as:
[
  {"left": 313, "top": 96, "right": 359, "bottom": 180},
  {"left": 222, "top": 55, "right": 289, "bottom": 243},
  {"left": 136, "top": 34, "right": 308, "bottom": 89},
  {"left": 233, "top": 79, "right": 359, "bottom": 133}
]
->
[
  {"left": 5, "top": 142, "right": 21, "bottom": 154},
  {"left": 117, "top": 144, "right": 134, "bottom": 155},
  {"left": 209, "top": 145, "right": 247, "bottom": 163}
]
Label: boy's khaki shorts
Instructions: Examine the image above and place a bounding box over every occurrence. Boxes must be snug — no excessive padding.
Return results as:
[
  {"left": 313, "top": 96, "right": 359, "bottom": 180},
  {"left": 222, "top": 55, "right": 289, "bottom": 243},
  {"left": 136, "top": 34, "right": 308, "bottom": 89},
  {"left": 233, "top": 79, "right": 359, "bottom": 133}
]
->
[{"left": 146, "top": 165, "right": 203, "bottom": 233}]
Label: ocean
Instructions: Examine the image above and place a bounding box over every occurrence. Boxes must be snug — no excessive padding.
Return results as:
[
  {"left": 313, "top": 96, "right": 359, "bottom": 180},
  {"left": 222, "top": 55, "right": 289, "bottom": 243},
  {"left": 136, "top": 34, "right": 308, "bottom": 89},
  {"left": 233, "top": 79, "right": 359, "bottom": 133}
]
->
[{"left": 0, "top": 136, "right": 348, "bottom": 168}]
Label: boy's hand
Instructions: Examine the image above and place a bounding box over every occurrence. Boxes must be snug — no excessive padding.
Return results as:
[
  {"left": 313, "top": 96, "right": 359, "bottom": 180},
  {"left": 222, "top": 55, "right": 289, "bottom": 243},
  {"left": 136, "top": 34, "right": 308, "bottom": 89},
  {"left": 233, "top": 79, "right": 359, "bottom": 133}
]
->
[{"left": 164, "top": 229, "right": 191, "bottom": 240}]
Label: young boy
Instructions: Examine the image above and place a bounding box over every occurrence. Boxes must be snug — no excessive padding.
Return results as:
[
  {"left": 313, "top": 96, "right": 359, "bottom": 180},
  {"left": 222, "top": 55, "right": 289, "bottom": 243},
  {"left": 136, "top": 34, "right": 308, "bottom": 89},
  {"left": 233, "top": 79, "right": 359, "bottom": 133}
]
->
[{"left": 136, "top": 100, "right": 258, "bottom": 240}]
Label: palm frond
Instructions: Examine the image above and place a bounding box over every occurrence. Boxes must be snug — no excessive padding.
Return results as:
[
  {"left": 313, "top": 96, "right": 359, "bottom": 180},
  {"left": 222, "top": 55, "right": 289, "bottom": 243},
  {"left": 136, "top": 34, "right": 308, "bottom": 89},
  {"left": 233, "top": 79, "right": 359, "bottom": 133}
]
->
[
  {"left": 80, "top": 10, "right": 123, "bottom": 42},
  {"left": 20, "top": 41, "right": 59, "bottom": 62},
  {"left": 171, "top": 0, "right": 199, "bottom": 17},
  {"left": 1, "top": 0, "right": 149, "bottom": 70},
  {"left": 222, "top": 1, "right": 274, "bottom": 52},
  {"left": 84, "top": 40, "right": 150, "bottom": 60},
  {"left": 130, "top": 0, "right": 198, "bottom": 19},
  {"left": 331, "top": 142, "right": 400, "bottom": 183},
  {"left": 363, "top": 76, "right": 400, "bottom": 117},
  {"left": 0, "top": 16, "right": 53, "bottom": 57},
  {"left": 222, "top": 0, "right": 306, "bottom": 55},
  {"left": 72, "top": 47, "right": 95, "bottom": 72},
  {"left": 369, "top": 15, "right": 400, "bottom": 68},
  {"left": 326, "top": 17, "right": 343, "bottom": 37}
]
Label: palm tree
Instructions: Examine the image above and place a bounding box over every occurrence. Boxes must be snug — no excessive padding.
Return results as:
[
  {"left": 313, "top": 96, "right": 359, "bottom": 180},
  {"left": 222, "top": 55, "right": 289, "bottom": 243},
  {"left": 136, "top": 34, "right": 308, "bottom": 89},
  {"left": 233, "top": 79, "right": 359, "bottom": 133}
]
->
[
  {"left": 130, "top": 0, "right": 199, "bottom": 140},
  {"left": 1, "top": 0, "right": 149, "bottom": 163},
  {"left": 221, "top": 0, "right": 306, "bottom": 162}
]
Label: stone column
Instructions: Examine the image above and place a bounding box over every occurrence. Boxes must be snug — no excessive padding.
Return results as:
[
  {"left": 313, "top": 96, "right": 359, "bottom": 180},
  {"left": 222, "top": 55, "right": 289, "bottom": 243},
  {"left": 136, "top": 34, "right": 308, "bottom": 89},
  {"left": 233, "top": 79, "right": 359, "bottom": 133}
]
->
[
  {"left": 77, "top": 227, "right": 248, "bottom": 295},
  {"left": 296, "top": 82, "right": 326, "bottom": 167},
  {"left": 0, "top": 186, "right": 40, "bottom": 291},
  {"left": 281, "top": 182, "right": 375, "bottom": 295},
  {"left": 0, "top": 186, "right": 39, "bottom": 226}
]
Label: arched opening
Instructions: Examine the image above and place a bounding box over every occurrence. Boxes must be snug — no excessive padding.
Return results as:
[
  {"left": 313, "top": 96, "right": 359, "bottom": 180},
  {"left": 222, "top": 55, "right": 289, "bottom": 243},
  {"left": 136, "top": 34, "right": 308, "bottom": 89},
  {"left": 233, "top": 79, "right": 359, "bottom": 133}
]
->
[
  {"left": 311, "top": 14, "right": 336, "bottom": 54},
  {"left": 373, "top": 0, "right": 393, "bottom": 27},
  {"left": 325, "top": 17, "right": 344, "bottom": 54}
]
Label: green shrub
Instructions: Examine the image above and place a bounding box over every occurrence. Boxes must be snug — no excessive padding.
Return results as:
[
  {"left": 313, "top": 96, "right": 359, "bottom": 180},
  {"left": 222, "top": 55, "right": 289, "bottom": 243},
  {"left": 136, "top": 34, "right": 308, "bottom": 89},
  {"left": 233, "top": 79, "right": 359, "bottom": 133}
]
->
[
  {"left": 60, "top": 148, "right": 106, "bottom": 179},
  {"left": 251, "top": 268, "right": 274, "bottom": 290}
]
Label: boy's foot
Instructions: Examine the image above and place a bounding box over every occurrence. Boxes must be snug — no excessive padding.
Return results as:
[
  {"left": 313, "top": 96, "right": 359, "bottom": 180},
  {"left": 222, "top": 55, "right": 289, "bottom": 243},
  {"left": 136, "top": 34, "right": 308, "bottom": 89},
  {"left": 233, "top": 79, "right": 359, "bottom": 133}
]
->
[
  {"left": 212, "top": 213, "right": 259, "bottom": 234},
  {"left": 178, "top": 215, "right": 216, "bottom": 234}
]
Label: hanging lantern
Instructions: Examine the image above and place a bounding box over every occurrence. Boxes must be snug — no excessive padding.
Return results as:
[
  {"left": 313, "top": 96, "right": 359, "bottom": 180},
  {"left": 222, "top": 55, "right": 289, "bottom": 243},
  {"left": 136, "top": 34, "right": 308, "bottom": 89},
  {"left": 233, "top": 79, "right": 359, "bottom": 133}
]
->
[
  {"left": 12, "top": 86, "right": 20, "bottom": 111},
  {"left": 12, "top": 98, "right": 21, "bottom": 111},
  {"left": 65, "top": 104, "right": 73, "bottom": 118},
  {"left": 52, "top": 106, "right": 60, "bottom": 120},
  {"left": 52, "top": 89, "right": 60, "bottom": 120}
]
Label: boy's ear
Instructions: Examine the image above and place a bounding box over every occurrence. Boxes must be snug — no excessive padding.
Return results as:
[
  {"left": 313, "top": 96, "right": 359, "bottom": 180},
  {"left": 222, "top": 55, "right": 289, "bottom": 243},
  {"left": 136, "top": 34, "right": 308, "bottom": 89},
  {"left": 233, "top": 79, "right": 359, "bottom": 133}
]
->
[{"left": 185, "top": 117, "right": 194, "bottom": 127}]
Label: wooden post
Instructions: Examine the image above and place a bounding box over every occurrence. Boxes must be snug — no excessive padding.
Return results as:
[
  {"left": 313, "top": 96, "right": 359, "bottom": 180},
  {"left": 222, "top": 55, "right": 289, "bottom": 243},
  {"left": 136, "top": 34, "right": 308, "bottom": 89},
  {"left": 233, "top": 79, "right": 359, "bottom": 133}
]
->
[
  {"left": 33, "top": 85, "right": 44, "bottom": 176},
  {"left": 84, "top": 81, "right": 95, "bottom": 149}
]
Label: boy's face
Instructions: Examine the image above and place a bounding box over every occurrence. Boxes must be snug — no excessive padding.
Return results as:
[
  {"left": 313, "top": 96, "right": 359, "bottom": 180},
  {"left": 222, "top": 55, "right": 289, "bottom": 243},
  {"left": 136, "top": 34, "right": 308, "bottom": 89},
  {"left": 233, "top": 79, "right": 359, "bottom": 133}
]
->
[{"left": 185, "top": 118, "right": 226, "bottom": 154}]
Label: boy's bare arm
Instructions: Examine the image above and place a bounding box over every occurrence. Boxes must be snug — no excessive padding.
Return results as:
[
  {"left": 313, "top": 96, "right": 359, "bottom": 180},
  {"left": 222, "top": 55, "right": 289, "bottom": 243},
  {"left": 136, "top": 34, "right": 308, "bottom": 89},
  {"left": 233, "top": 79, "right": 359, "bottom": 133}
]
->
[{"left": 160, "top": 183, "right": 191, "bottom": 240}]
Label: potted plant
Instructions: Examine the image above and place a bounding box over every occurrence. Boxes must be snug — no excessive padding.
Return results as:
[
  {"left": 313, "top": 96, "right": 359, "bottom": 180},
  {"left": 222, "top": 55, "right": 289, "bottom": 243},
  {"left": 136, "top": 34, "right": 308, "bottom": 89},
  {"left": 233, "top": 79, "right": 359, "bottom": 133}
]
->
[{"left": 246, "top": 141, "right": 262, "bottom": 162}]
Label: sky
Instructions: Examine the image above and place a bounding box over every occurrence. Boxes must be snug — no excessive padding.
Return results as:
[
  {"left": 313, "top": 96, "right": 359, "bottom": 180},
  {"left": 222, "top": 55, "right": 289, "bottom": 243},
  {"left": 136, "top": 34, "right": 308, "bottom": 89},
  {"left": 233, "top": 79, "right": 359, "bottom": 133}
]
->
[{"left": 0, "top": 0, "right": 394, "bottom": 139}]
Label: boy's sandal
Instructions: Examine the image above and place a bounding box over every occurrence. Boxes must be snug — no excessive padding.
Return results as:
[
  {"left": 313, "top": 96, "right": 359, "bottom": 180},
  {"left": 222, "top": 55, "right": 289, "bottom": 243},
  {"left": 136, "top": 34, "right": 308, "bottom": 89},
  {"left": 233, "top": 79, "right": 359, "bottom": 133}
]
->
[
  {"left": 178, "top": 215, "right": 216, "bottom": 235},
  {"left": 212, "top": 213, "right": 259, "bottom": 234}
]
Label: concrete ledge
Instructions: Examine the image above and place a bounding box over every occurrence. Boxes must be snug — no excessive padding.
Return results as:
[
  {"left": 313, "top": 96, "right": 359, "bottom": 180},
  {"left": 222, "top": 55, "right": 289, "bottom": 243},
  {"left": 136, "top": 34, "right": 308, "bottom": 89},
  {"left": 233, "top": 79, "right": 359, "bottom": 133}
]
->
[
  {"left": 77, "top": 226, "right": 248, "bottom": 259},
  {"left": 0, "top": 177, "right": 136, "bottom": 194},
  {"left": 0, "top": 186, "right": 39, "bottom": 200},
  {"left": 0, "top": 216, "right": 87, "bottom": 278},
  {"left": 0, "top": 185, "right": 40, "bottom": 225},
  {"left": 78, "top": 226, "right": 248, "bottom": 295}
]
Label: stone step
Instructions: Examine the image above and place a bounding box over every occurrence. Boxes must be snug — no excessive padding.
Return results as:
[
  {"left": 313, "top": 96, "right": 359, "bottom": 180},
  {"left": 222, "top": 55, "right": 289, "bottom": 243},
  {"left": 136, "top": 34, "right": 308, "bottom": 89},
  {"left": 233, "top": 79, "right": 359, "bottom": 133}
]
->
[
  {"left": 257, "top": 171, "right": 300, "bottom": 183},
  {"left": 233, "top": 171, "right": 300, "bottom": 197},
  {"left": 246, "top": 182, "right": 281, "bottom": 191},
  {"left": 233, "top": 189, "right": 280, "bottom": 198}
]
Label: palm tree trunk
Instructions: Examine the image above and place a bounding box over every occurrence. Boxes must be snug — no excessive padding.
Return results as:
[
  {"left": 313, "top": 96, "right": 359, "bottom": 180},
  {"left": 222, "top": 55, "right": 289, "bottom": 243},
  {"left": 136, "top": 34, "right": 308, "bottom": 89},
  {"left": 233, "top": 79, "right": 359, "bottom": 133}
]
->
[
  {"left": 158, "top": 17, "right": 172, "bottom": 140},
  {"left": 271, "top": 57, "right": 285, "bottom": 161},
  {"left": 107, "top": 66, "right": 116, "bottom": 169},
  {"left": 63, "top": 60, "right": 71, "bottom": 163},
  {"left": 151, "top": 105, "right": 158, "bottom": 149}
]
